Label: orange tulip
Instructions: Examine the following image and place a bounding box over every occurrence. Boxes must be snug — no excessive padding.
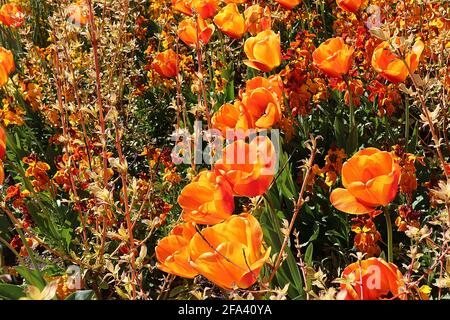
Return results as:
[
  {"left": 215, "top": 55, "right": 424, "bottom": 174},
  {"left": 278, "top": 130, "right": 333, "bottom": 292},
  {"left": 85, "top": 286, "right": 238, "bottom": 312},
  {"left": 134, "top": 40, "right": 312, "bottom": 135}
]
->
[
  {"left": 66, "top": 0, "right": 89, "bottom": 26},
  {"left": 178, "top": 170, "right": 234, "bottom": 225},
  {"left": 215, "top": 136, "right": 276, "bottom": 197},
  {"left": 151, "top": 49, "right": 178, "bottom": 78},
  {"left": 213, "top": 3, "right": 245, "bottom": 39},
  {"left": 0, "top": 3, "right": 25, "bottom": 28},
  {"left": 0, "top": 47, "right": 15, "bottom": 87},
  {"left": 172, "top": 0, "right": 193, "bottom": 16},
  {"left": 330, "top": 147, "right": 400, "bottom": 214},
  {"left": 273, "top": 0, "right": 302, "bottom": 10},
  {"left": 211, "top": 102, "right": 240, "bottom": 135},
  {"left": 155, "top": 222, "right": 198, "bottom": 278},
  {"left": 244, "top": 4, "right": 271, "bottom": 36},
  {"left": 312, "top": 37, "right": 354, "bottom": 78},
  {"left": 371, "top": 39, "right": 424, "bottom": 83},
  {"left": 244, "top": 75, "right": 284, "bottom": 100},
  {"left": 192, "top": 0, "right": 217, "bottom": 19},
  {"left": 336, "top": 0, "right": 362, "bottom": 13},
  {"left": 240, "top": 85, "right": 281, "bottom": 129},
  {"left": 178, "top": 17, "right": 215, "bottom": 47},
  {"left": 189, "top": 213, "right": 270, "bottom": 289},
  {"left": 337, "top": 258, "right": 406, "bottom": 300},
  {"left": 0, "top": 126, "right": 6, "bottom": 159},
  {"left": 244, "top": 30, "right": 281, "bottom": 72}
]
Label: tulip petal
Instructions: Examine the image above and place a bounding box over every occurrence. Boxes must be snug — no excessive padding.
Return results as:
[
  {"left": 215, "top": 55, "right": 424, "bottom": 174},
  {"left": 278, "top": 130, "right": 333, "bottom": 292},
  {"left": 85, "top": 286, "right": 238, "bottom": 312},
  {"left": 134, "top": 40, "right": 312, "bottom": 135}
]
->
[
  {"left": 330, "top": 188, "right": 374, "bottom": 214},
  {"left": 238, "top": 246, "right": 271, "bottom": 288}
]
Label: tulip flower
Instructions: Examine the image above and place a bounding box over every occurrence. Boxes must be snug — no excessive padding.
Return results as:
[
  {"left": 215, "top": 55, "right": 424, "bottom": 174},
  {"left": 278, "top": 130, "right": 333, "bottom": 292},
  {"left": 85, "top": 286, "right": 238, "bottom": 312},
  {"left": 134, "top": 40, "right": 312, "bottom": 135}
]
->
[
  {"left": 155, "top": 222, "right": 198, "bottom": 278},
  {"left": 0, "top": 47, "right": 15, "bottom": 87},
  {"left": 0, "top": 3, "right": 25, "bottom": 28},
  {"left": 240, "top": 86, "right": 281, "bottom": 129},
  {"left": 178, "top": 17, "right": 215, "bottom": 47},
  {"left": 337, "top": 258, "right": 406, "bottom": 300},
  {"left": 213, "top": 3, "right": 245, "bottom": 39},
  {"left": 312, "top": 37, "right": 354, "bottom": 78},
  {"left": 273, "top": 0, "right": 302, "bottom": 10},
  {"left": 151, "top": 49, "right": 178, "bottom": 78},
  {"left": 172, "top": 0, "right": 193, "bottom": 16},
  {"left": 244, "top": 30, "right": 281, "bottom": 72},
  {"left": 211, "top": 102, "right": 240, "bottom": 135},
  {"left": 244, "top": 75, "right": 284, "bottom": 100},
  {"left": 215, "top": 136, "right": 276, "bottom": 197},
  {"left": 192, "top": 0, "right": 217, "bottom": 19},
  {"left": 330, "top": 148, "right": 400, "bottom": 214},
  {"left": 178, "top": 170, "right": 234, "bottom": 225},
  {"left": 371, "top": 39, "right": 424, "bottom": 83},
  {"left": 66, "top": 0, "right": 89, "bottom": 26},
  {"left": 336, "top": 0, "right": 362, "bottom": 13},
  {"left": 244, "top": 4, "right": 271, "bottom": 36},
  {"left": 189, "top": 213, "right": 271, "bottom": 289}
]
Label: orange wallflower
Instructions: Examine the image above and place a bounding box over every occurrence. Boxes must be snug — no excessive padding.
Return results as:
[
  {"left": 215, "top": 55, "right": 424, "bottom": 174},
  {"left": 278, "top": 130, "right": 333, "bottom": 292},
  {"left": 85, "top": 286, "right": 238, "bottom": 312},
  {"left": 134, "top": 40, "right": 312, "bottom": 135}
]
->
[
  {"left": 178, "top": 170, "right": 234, "bottom": 225},
  {"left": 391, "top": 144, "right": 423, "bottom": 196},
  {"left": 211, "top": 102, "right": 240, "bottom": 135},
  {"left": 192, "top": 0, "right": 217, "bottom": 19},
  {"left": 0, "top": 126, "right": 6, "bottom": 159},
  {"left": 273, "top": 0, "right": 302, "bottom": 10},
  {"left": 337, "top": 258, "right": 405, "bottom": 300},
  {"left": 189, "top": 213, "right": 270, "bottom": 289},
  {"left": 336, "top": 0, "right": 362, "bottom": 13},
  {"left": 371, "top": 39, "right": 424, "bottom": 83},
  {"left": 152, "top": 49, "right": 178, "bottom": 78},
  {"left": 312, "top": 37, "right": 354, "bottom": 78},
  {"left": 215, "top": 136, "right": 276, "bottom": 197},
  {"left": 155, "top": 222, "right": 198, "bottom": 278},
  {"left": 0, "top": 47, "right": 15, "bottom": 87},
  {"left": 244, "top": 30, "right": 281, "bottom": 72},
  {"left": 240, "top": 85, "right": 281, "bottom": 129},
  {"left": 0, "top": 3, "right": 25, "bottom": 28},
  {"left": 4, "top": 184, "right": 29, "bottom": 208},
  {"left": 244, "top": 4, "right": 271, "bottom": 36},
  {"left": 172, "top": 0, "right": 193, "bottom": 16},
  {"left": 23, "top": 155, "right": 51, "bottom": 192},
  {"left": 213, "top": 3, "right": 245, "bottom": 39},
  {"left": 66, "top": 0, "right": 89, "bottom": 26},
  {"left": 330, "top": 148, "right": 400, "bottom": 214},
  {"left": 351, "top": 216, "right": 381, "bottom": 257},
  {"left": 178, "top": 17, "right": 215, "bottom": 47}
]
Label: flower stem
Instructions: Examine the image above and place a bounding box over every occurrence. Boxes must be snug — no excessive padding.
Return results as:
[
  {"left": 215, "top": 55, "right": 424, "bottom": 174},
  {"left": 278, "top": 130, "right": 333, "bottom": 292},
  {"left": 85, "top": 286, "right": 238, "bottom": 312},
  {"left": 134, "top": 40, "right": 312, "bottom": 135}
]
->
[
  {"left": 343, "top": 76, "right": 357, "bottom": 153},
  {"left": 268, "top": 136, "right": 318, "bottom": 283},
  {"left": 405, "top": 98, "right": 410, "bottom": 147},
  {"left": 384, "top": 206, "right": 393, "bottom": 263}
]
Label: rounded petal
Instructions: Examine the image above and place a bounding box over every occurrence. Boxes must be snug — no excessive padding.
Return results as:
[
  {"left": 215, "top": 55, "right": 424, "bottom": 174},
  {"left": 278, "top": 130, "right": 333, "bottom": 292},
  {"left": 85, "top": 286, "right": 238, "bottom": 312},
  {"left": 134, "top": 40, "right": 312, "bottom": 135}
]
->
[{"left": 330, "top": 188, "right": 374, "bottom": 214}]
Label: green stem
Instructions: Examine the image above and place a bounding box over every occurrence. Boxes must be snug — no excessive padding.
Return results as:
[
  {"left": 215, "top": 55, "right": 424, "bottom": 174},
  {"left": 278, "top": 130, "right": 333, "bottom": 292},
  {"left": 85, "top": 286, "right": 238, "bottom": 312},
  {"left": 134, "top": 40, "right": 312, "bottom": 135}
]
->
[
  {"left": 384, "top": 206, "right": 393, "bottom": 263},
  {"left": 405, "top": 98, "right": 410, "bottom": 146},
  {"left": 344, "top": 76, "right": 357, "bottom": 152},
  {"left": 343, "top": 78, "right": 354, "bottom": 128}
]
